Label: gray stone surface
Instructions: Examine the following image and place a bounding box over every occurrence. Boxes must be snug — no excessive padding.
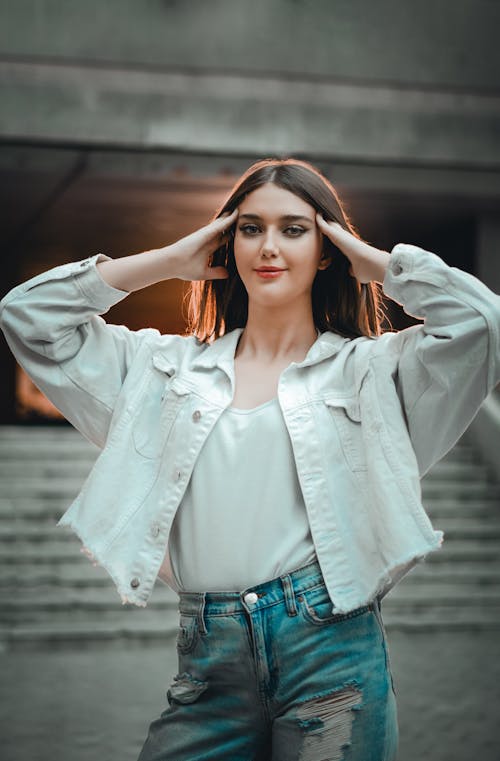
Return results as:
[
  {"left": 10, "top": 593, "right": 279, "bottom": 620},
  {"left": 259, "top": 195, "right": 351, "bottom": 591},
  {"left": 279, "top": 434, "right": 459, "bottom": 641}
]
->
[
  {"left": 1, "top": 424, "right": 500, "bottom": 651},
  {"left": 0, "top": 1, "right": 499, "bottom": 164},
  {"left": 0, "top": 424, "right": 499, "bottom": 760},
  {"left": 1, "top": 631, "right": 499, "bottom": 761},
  {"left": 0, "top": 0, "right": 498, "bottom": 89}
]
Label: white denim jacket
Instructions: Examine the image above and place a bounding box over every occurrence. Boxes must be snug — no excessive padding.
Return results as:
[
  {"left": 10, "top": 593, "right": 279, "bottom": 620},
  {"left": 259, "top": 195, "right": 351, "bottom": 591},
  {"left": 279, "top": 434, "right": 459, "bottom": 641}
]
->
[{"left": 1, "top": 244, "right": 499, "bottom": 614}]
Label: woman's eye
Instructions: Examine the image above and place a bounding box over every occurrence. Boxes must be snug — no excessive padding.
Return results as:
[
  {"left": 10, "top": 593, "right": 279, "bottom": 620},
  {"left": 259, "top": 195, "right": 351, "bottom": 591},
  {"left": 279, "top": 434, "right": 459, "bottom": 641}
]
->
[
  {"left": 238, "top": 224, "right": 306, "bottom": 236},
  {"left": 239, "top": 224, "right": 260, "bottom": 235},
  {"left": 285, "top": 226, "right": 306, "bottom": 236}
]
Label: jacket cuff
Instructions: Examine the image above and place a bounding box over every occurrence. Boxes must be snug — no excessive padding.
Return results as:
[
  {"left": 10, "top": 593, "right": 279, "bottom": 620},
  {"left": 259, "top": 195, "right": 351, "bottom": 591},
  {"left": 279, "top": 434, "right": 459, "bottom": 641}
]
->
[
  {"left": 382, "top": 243, "right": 449, "bottom": 303},
  {"left": 74, "top": 253, "right": 130, "bottom": 310}
]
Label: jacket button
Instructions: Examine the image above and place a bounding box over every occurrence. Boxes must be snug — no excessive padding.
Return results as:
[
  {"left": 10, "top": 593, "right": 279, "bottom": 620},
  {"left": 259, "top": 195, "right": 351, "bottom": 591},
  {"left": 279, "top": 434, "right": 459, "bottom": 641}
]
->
[
  {"left": 192, "top": 409, "right": 202, "bottom": 422},
  {"left": 392, "top": 262, "right": 403, "bottom": 275},
  {"left": 151, "top": 522, "right": 160, "bottom": 538},
  {"left": 130, "top": 577, "right": 140, "bottom": 589}
]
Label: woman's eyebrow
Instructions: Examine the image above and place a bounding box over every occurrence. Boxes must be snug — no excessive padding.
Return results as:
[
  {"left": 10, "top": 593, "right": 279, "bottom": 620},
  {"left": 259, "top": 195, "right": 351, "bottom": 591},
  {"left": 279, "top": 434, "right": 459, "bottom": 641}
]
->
[{"left": 239, "top": 213, "right": 314, "bottom": 223}]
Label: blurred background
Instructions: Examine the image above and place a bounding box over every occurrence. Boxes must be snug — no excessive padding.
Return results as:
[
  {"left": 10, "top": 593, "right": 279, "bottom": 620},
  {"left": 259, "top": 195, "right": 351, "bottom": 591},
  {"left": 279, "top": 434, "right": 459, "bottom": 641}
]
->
[{"left": 0, "top": 2, "right": 499, "bottom": 760}]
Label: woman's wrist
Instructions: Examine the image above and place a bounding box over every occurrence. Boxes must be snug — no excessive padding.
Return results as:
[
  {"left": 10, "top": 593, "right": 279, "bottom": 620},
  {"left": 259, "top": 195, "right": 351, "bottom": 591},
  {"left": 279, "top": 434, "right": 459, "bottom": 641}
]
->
[
  {"left": 339, "top": 236, "right": 390, "bottom": 284},
  {"left": 96, "top": 246, "right": 178, "bottom": 293},
  {"left": 363, "top": 249, "right": 391, "bottom": 285}
]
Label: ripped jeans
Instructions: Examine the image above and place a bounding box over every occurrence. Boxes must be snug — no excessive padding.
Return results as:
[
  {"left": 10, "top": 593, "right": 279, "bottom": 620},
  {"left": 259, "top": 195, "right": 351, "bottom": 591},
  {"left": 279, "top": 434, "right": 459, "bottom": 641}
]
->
[{"left": 137, "top": 558, "right": 399, "bottom": 761}]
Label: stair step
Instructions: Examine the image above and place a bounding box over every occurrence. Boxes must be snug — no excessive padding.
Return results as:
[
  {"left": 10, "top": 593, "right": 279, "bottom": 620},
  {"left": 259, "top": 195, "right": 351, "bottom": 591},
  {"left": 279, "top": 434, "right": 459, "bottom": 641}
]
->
[
  {"left": 0, "top": 462, "right": 96, "bottom": 478},
  {"left": 0, "top": 564, "right": 169, "bottom": 588},
  {"left": 1, "top": 561, "right": 499, "bottom": 592},
  {"left": 381, "top": 609, "right": 500, "bottom": 631},
  {"left": 1, "top": 498, "right": 498, "bottom": 524},
  {"left": 402, "top": 562, "right": 500, "bottom": 584},
  {"left": 0, "top": 542, "right": 95, "bottom": 562},
  {"left": 2, "top": 606, "right": 500, "bottom": 653},
  {"left": 0, "top": 425, "right": 498, "bottom": 646},
  {"left": 1, "top": 583, "right": 497, "bottom": 623},
  {"left": 422, "top": 516, "right": 500, "bottom": 539},
  {"left": 13, "top": 426, "right": 477, "bottom": 448},
  {"left": 421, "top": 481, "right": 500, "bottom": 499},
  {"left": 4, "top": 478, "right": 495, "bottom": 500},
  {"left": 2, "top": 537, "right": 500, "bottom": 564},
  {"left": 423, "top": 498, "right": 499, "bottom": 517},
  {"left": 2, "top": 516, "right": 500, "bottom": 542},
  {"left": 429, "top": 541, "right": 500, "bottom": 561},
  {"left": 384, "top": 583, "right": 500, "bottom": 603},
  {"left": 0, "top": 497, "right": 79, "bottom": 518},
  {"left": 423, "top": 460, "right": 491, "bottom": 481},
  {"left": 0, "top": 479, "right": 89, "bottom": 498},
  {"left": 0, "top": 591, "right": 179, "bottom": 624},
  {"left": 3, "top": 456, "right": 490, "bottom": 480},
  {"left": 0, "top": 617, "right": 179, "bottom": 652},
  {"left": 2, "top": 518, "right": 500, "bottom": 543}
]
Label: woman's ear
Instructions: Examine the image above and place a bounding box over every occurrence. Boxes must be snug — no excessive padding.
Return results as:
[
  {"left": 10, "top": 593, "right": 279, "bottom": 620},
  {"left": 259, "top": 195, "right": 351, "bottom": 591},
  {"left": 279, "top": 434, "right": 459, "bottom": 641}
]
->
[{"left": 317, "top": 252, "right": 332, "bottom": 270}]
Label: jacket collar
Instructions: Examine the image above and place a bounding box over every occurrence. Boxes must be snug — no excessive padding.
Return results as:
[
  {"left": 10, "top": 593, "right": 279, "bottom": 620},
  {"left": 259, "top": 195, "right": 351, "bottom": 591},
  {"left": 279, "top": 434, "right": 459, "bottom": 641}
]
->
[{"left": 188, "top": 327, "right": 351, "bottom": 372}]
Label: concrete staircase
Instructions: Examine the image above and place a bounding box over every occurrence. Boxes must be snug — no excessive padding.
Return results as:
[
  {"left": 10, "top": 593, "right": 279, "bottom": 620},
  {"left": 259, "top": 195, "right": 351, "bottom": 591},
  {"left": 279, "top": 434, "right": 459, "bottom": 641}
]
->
[{"left": 0, "top": 424, "right": 499, "bottom": 651}]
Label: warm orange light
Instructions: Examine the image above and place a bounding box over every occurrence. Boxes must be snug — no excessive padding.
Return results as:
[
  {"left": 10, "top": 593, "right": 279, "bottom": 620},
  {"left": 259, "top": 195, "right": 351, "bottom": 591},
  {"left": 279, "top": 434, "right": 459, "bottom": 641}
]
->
[{"left": 16, "top": 365, "right": 64, "bottom": 420}]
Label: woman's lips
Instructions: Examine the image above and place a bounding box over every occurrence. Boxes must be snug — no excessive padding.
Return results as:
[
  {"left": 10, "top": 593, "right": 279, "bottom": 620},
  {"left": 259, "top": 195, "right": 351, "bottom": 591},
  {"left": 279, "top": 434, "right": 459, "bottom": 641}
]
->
[{"left": 255, "top": 269, "right": 286, "bottom": 279}]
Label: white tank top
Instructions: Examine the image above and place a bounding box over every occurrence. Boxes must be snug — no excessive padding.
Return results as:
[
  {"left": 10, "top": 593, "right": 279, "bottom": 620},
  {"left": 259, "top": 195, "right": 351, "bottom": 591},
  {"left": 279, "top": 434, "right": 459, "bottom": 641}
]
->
[{"left": 159, "top": 397, "right": 317, "bottom": 592}]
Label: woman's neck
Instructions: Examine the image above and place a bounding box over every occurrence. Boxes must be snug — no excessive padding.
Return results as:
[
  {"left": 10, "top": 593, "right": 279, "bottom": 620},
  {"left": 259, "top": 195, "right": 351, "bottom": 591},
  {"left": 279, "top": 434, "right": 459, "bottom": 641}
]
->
[{"left": 235, "top": 303, "right": 319, "bottom": 363}]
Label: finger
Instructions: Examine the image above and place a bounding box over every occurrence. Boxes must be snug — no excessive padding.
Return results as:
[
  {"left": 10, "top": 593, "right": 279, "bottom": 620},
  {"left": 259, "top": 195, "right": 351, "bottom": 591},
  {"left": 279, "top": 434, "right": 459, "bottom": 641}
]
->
[
  {"left": 316, "top": 212, "right": 337, "bottom": 230},
  {"left": 216, "top": 208, "right": 239, "bottom": 231},
  {"left": 316, "top": 212, "right": 343, "bottom": 227},
  {"left": 316, "top": 213, "right": 334, "bottom": 240},
  {"left": 316, "top": 214, "right": 347, "bottom": 246}
]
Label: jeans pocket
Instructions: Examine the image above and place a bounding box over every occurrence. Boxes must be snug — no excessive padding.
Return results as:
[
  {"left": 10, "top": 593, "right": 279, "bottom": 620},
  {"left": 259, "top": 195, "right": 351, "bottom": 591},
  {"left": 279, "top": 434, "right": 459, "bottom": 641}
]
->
[
  {"left": 175, "top": 613, "right": 199, "bottom": 655},
  {"left": 298, "top": 585, "right": 371, "bottom": 626}
]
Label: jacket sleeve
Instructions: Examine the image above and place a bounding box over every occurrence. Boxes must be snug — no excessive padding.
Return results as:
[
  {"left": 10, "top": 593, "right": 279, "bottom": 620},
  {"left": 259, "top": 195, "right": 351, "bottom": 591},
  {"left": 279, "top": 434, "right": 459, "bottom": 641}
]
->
[
  {"left": 0, "top": 253, "right": 159, "bottom": 448},
  {"left": 376, "top": 243, "right": 500, "bottom": 476}
]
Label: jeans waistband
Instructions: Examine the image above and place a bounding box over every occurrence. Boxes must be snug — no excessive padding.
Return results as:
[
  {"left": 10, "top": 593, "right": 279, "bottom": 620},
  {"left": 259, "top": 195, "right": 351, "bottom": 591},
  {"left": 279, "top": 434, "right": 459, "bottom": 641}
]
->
[{"left": 177, "top": 558, "right": 378, "bottom": 634}]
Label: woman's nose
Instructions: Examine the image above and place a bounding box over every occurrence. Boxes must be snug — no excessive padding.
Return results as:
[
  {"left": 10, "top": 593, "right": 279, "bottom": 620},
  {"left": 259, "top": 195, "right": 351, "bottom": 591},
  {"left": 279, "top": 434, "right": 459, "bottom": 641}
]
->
[{"left": 260, "top": 232, "right": 279, "bottom": 257}]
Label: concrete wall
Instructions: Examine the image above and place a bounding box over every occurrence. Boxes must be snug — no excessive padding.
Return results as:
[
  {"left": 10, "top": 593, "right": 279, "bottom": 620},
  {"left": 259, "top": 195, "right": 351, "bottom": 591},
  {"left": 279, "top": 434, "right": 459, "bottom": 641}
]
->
[
  {"left": 1, "top": 0, "right": 498, "bottom": 88},
  {"left": 0, "top": 0, "right": 499, "bottom": 166}
]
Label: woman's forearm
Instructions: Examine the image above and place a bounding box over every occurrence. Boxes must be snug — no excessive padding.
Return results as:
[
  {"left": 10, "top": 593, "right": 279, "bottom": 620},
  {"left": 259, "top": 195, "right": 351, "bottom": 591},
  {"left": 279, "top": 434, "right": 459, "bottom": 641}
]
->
[
  {"left": 97, "top": 209, "right": 238, "bottom": 292},
  {"left": 96, "top": 246, "right": 178, "bottom": 293}
]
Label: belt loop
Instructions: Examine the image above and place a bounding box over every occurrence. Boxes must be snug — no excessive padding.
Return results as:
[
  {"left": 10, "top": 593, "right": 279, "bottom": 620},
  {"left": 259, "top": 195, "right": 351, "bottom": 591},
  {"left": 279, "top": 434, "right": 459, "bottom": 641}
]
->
[
  {"left": 281, "top": 573, "right": 298, "bottom": 617},
  {"left": 197, "top": 592, "right": 208, "bottom": 634}
]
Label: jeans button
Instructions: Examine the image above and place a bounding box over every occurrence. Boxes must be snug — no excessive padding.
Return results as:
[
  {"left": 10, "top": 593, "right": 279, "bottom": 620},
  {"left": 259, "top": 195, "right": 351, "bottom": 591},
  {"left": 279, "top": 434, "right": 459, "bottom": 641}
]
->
[{"left": 244, "top": 592, "right": 258, "bottom": 605}]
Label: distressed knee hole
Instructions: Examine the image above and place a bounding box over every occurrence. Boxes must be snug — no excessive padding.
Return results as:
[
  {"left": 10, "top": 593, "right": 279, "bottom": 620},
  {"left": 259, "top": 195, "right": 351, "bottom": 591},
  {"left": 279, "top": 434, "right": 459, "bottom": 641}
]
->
[
  {"left": 166, "top": 671, "right": 208, "bottom": 705},
  {"left": 296, "top": 684, "right": 363, "bottom": 761}
]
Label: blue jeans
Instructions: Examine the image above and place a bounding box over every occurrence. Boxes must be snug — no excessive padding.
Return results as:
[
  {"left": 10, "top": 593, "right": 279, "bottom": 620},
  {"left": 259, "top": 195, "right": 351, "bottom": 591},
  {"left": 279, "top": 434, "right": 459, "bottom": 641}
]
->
[{"left": 137, "top": 558, "right": 399, "bottom": 760}]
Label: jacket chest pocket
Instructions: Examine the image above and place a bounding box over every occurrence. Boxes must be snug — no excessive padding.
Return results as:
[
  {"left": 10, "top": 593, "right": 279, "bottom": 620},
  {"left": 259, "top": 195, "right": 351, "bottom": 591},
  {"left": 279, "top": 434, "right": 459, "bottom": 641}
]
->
[
  {"left": 132, "top": 356, "right": 190, "bottom": 460},
  {"left": 324, "top": 396, "right": 367, "bottom": 472}
]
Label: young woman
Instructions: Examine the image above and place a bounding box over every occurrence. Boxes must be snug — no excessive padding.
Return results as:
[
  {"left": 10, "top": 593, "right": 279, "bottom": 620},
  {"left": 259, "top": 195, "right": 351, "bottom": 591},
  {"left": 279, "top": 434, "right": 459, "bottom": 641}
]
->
[{"left": 1, "top": 158, "right": 499, "bottom": 761}]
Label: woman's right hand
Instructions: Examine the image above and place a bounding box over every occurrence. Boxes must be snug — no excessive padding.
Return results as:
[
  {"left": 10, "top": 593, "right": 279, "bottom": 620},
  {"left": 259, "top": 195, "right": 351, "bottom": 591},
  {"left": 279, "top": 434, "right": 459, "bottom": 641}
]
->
[
  {"left": 95, "top": 208, "right": 239, "bottom": 293},
  {"left": 165, "top": 208, "right": 239, "bottom": 281}
]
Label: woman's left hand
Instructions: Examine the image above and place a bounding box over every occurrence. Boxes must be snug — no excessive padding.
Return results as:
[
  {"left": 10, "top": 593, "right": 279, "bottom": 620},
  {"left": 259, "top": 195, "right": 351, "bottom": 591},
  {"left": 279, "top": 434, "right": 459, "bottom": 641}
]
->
[{"left": 316, "top": 214, "right": 391, "bottom": 284}]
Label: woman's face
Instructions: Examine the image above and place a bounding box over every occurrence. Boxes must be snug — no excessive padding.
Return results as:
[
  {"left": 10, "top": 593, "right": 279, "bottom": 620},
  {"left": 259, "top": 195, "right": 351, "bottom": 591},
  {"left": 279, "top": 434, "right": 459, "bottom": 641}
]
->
[{"left": 233, "top": 183, "right": 329, "bottom": 308}]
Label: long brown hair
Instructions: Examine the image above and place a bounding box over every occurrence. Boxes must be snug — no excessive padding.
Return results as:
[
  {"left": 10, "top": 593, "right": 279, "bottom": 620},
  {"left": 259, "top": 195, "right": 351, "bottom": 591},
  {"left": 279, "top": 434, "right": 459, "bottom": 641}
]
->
[{"left": 186, "top": 158, "right": 387, "bottom": 342}]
